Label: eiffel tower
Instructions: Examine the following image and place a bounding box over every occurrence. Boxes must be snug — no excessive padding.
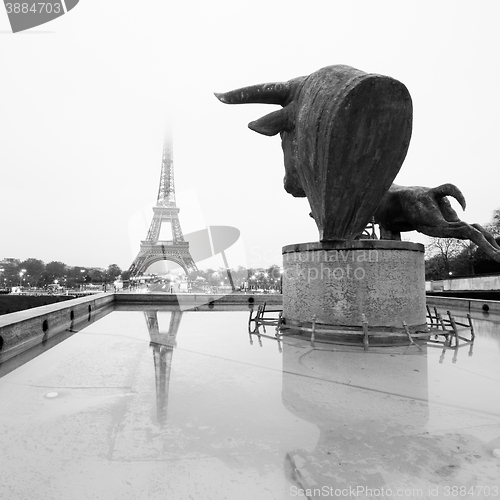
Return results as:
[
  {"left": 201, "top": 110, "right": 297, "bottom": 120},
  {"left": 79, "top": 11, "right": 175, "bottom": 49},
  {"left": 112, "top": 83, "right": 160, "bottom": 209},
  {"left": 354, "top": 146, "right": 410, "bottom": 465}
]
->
[{"left": 129, "top": 134, "right": 197, "bottom": 277}]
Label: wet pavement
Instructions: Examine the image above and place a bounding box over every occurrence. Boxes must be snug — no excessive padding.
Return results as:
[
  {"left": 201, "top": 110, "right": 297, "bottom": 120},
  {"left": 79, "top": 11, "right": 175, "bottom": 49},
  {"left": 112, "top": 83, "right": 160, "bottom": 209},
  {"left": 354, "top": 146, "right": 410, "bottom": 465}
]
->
[{"left": 0, "top": 308, "right": 499, "bottom": 499}]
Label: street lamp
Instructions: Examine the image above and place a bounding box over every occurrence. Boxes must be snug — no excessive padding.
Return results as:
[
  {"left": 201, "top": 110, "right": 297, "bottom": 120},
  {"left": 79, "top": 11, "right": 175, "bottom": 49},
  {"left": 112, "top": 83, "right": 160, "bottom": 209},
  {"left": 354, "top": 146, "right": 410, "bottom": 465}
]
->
[
  {"left": 19, "top": 269, "right": 26, "bottom": 287},
  {"left": 264, "top": 272, "right": 270, "bottom": 290},
  {"left": 250, "top": 275, "right": 256, "bottom": 290}
]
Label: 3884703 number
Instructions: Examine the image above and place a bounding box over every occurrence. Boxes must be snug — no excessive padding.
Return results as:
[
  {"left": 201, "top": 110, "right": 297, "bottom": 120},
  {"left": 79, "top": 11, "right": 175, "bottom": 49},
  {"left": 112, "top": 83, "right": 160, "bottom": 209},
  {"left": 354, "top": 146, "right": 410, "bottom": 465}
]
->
[
  {"left": 443, "top": 485, "right": 499, "bottom": 496},
  {"left": 5, "top": 3, "right": 62, "bottom": 14}
]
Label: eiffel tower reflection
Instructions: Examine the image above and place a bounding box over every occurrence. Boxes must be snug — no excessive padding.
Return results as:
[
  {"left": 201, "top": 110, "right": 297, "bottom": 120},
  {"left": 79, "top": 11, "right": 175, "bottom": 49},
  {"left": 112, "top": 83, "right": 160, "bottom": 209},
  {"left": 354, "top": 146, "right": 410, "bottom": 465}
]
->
[{"left": 144, "top": 309, "right": 183, "bottom": 425}]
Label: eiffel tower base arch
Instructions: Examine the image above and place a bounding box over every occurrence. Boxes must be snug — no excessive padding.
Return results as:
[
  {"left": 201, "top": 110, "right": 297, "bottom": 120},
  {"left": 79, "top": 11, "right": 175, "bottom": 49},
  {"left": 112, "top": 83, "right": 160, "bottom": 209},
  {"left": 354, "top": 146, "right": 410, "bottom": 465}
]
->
[{"left": 129, "top": 242, "right": 197, "bottom": 277}]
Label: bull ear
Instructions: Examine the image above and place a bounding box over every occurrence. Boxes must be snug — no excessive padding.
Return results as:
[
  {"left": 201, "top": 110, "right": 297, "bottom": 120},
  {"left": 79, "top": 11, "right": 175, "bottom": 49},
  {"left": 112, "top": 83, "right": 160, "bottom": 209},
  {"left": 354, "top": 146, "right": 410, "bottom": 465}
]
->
[{"left": 248, "top": 107, "right": 292, "bottom": 136}]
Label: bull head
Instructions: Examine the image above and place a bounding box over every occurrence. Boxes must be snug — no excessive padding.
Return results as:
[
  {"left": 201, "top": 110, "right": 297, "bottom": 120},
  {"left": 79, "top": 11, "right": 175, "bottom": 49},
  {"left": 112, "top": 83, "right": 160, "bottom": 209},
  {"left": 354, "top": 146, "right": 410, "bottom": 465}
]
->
[
  {"left": 215, "top": 76, "right": 307, "bottom": 198},
  {"left": 215, "top": 65, "right": 412, "bottom": 241}
]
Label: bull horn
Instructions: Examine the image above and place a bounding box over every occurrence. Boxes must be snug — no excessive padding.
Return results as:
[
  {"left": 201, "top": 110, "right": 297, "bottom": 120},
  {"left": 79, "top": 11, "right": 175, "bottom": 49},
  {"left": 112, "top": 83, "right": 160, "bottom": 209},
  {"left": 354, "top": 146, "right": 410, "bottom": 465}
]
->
[{"left": 214, "top": 82, "right": 291, "bottom": 105}]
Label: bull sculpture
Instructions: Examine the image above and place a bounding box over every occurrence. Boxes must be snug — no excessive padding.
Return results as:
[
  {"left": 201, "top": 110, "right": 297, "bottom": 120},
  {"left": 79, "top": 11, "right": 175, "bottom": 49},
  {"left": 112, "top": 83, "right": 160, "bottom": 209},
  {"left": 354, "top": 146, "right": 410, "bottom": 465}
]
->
[
  {"left": 216, "top": 65, "right": 413, "bottom": 241},
  {"left": 216, "top": 65, "right": 500, "bottom": 262}
]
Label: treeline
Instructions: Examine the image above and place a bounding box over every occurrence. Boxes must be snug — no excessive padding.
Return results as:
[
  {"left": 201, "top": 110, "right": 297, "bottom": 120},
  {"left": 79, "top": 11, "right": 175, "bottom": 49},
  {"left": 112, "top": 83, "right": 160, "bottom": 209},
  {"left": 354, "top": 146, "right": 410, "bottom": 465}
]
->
[
  {"left": 0, "top": 258, "right": 124, "bottom": 289},
  {"left": 0, "top": 258, "right": 284, "bottom": 291},
  {"left": 186, "top": 265, "right": 282, "bottom": 290},
  {"left": 425, "top": 208, "right": 500, "bottom": 280}
]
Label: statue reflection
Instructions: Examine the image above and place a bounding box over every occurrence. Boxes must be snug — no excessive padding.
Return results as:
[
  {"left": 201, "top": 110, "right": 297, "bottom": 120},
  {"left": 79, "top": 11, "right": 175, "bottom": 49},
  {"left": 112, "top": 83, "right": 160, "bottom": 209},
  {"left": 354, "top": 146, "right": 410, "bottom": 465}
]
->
[
  {"left": 272, "top": 324, "right": 497, "bottom": 496},
  {"left": 277, "top": 332, "right": 431, "bottom": 494}
]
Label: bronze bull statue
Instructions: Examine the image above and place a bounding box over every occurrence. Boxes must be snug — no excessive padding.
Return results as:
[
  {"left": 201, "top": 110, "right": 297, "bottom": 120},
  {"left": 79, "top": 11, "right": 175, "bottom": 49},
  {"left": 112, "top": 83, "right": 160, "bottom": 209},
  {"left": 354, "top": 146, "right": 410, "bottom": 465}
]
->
[
  {"left": 216, "top": 65, "right": 413, "bottom": 241},
  {"left": 216, "top": 65, "right": 500, "bottom": 262}
]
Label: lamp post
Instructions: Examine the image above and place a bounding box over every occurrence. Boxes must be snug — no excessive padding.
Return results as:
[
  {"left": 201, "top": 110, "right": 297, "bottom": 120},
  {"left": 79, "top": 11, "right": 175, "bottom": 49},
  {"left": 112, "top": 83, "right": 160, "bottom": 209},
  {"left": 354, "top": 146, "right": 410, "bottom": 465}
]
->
[
  {"left": 250, "top": 275, "right": 256, "bottom": 291},
  {"left": 19, "top": 269, "right": 26, "bottom": 288}
]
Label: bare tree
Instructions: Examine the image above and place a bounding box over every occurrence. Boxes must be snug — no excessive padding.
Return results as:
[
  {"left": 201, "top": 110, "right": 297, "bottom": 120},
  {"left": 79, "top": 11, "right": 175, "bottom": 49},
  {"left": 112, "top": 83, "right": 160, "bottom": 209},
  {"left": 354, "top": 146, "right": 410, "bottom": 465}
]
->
[
  {"left": 426, "top": 238, "right": 463, "bottom": 276},
  {"left": 485, "top": 208, "right": 500, "bottom": 238},
  {"left": 455, "top": 239, "right": 476, "bottom": 275}
]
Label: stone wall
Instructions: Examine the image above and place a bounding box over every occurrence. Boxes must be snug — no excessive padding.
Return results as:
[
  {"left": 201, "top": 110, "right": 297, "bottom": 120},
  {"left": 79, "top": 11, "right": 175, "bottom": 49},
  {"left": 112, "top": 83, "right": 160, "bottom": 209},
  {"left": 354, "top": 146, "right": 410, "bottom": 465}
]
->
[{"left": 0, "top": 293, "right": 115, "bottom": 363}]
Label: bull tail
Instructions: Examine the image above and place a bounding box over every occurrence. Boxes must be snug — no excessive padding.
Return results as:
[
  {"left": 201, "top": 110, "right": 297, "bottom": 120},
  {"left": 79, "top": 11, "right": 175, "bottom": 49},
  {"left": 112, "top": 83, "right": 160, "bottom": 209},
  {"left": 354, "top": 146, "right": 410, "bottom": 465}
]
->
[{"left": 431, "top": 183, "right": 466, "bottom": 211}]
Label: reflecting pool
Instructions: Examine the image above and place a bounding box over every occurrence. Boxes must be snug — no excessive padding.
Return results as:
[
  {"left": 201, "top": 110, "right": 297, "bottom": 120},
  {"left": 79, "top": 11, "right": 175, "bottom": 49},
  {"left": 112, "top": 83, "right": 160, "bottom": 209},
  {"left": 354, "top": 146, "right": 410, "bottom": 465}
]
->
[{"left": 0, "top": 306, "right": 499, "bottom": 499}]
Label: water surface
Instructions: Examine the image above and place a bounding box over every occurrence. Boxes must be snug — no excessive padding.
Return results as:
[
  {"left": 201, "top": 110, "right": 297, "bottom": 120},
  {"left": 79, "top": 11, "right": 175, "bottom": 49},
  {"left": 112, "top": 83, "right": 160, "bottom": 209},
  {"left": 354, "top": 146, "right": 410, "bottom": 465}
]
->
[{"left": 0, "top": 307, "right": 499, "bottom": 499}]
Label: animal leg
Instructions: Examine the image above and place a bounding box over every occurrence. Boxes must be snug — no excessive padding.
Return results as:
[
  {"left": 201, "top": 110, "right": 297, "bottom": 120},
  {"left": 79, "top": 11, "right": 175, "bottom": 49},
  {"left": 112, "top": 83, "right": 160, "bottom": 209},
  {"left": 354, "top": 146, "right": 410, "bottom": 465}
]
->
[
  {"left": 416, "top": 222, "right": 500, "bottom": 263},
  {"left": 437, "top": 197, "right": 462, "bottom": 222},
  {"left": 471, "top": 223, "right": 500, "bottom": 250},
  {"left": 400, "top": 196, "right": 458, "bottom": 229},
  {"left": 379, "top": 226, "right": 401, "bottom": 240}
]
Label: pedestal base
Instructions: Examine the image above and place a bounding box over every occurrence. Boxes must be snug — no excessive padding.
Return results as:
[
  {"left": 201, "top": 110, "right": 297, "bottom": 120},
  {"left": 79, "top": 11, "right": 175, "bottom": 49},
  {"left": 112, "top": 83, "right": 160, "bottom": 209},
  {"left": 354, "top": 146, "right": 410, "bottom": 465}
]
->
[{"left": 282, "top": 240, "right": 427, "bottom": 343}]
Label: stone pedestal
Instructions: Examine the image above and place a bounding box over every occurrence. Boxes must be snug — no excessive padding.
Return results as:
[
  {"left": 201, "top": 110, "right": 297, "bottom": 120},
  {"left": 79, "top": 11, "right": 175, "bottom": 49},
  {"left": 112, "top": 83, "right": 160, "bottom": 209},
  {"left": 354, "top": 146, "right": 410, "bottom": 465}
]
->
[{"left": 282, "top": 240, "right": 426, "bottom": 336}]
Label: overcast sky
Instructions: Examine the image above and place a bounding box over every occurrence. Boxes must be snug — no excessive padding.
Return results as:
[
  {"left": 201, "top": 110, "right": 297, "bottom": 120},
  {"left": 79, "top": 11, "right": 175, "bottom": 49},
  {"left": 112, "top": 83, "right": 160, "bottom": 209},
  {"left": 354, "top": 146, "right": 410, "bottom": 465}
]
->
[{"left": 1, "top": 1, "right": 499, "bottom": 272}]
